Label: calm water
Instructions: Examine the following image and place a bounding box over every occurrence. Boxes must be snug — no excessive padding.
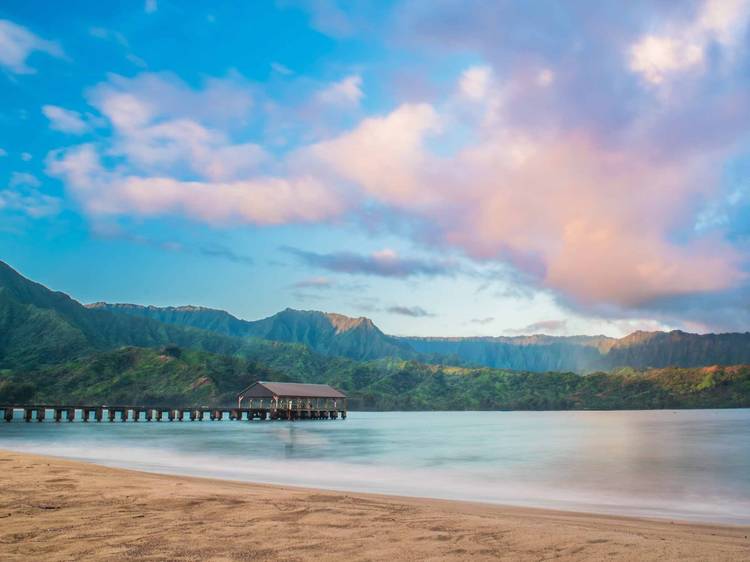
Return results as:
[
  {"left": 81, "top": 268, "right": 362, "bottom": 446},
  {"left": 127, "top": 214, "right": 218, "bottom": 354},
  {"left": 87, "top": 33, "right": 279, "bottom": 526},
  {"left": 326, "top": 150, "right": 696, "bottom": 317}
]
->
[{"left": 1, "top": 409, "right": 749, "bottom": 524}]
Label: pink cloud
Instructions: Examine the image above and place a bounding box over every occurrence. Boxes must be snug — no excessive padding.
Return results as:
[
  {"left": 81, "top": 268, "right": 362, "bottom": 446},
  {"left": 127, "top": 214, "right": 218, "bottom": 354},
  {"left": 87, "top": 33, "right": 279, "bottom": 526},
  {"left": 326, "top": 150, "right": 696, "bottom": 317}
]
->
[
  {"left": 44, "top": 37, "right": 750, "bottom": 327},
  {"left": 305, "top": 101, "right": 744, "bottom": 310},
  {"left": 304, "top": 103, "right": 441, "bottom": 207}
]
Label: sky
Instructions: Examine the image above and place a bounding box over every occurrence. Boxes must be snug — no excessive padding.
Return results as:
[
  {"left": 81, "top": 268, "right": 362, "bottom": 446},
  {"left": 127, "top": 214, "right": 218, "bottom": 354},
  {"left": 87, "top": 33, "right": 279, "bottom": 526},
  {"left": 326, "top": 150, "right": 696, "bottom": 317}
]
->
[{"left": 1, "top": 0, "right": 749, "bottom": 337}]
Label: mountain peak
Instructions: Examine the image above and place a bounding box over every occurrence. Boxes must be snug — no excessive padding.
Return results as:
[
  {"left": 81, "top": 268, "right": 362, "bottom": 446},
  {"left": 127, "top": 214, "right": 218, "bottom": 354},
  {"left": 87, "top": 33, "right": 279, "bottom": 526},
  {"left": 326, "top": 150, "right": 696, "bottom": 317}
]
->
[
  {"left": 275, "top": 308, "right": 379, "bottom": 334},
  {"left": 86, "top": 302, "right": 224, "bottom": 314},
  {"left": 325, "top": 312, "right": 377, "bottom": 334}
]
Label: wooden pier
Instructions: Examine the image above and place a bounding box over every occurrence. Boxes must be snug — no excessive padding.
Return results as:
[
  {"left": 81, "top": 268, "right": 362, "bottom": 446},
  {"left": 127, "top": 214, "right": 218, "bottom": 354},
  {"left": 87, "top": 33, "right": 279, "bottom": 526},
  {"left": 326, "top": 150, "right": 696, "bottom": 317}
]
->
[
  {"left": 0, "top": 401, "right": 346, "bottom": 423},
  {"left": 0, "top": 382, "right": 348, "bottom": 424}
]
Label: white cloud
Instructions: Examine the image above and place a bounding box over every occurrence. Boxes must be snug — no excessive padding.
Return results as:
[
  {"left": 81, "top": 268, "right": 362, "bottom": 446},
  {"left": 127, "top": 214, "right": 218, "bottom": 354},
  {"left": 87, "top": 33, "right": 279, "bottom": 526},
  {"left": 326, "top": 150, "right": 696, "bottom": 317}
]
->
[
  {"left": 629, "top": 35, "right": 703, "bottom": 85},
  {"left": 21, "top": 152, "right": 32, "bottom": 161},
  {"left": 0, "top": 148, "right": 6, "bottom": 157},
  {"left": 629, "top": 0, "right": 750, "bottom": 85},
  {"left": 44, "top": 73, "right": 346, "bottom": 226},
  {"left": 316, "top": 74, "right": 363, "bottom": 106},
  {"left": 79, "top": 73, "right": 266, "bottom": 181},
  {"left": 88, "top": 72, "right": 254, "bottom": 128},
  {"left": 9, "top": 172, "right": 41, "bottom": 188},
  {"left": 46, "top": 144, "right": 344, "bottom": 225},
  {"left": 145, "top": 0, "right": 158, "bottom": 14},
  {"left": 126, "top": 53, "right": 147, "bottom": 68},
  {"left": 0, "top": 19, "right": 64, "bottom": 74},
  {"left": 42, "top": 105, "right": 90, "bottom": 134},
  {"left": 271, "top": 62, "right": 293, "bottom": 75},
  {"left": 459, "top": 65, "right": 492, "bottom": 100},
  {"left": 89, "top": 27, "right": 128, "bottom": 47},
  {"left": 0, "top": 172, "right": 59, "bottom": 218}
]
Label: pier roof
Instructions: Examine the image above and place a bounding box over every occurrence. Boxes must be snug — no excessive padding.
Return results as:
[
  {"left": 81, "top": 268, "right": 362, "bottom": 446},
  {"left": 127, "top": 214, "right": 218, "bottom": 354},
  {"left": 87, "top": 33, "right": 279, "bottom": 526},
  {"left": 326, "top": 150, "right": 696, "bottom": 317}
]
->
[{"left": 238, "top": 381, "right": 346, "bottom": 399}]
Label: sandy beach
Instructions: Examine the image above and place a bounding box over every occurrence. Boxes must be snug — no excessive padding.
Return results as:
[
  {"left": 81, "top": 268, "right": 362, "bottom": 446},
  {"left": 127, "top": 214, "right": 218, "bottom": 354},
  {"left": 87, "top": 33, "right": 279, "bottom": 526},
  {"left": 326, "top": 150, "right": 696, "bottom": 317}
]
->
[{"left": 0, "top": 450, "right": 746, "bottom": 561}]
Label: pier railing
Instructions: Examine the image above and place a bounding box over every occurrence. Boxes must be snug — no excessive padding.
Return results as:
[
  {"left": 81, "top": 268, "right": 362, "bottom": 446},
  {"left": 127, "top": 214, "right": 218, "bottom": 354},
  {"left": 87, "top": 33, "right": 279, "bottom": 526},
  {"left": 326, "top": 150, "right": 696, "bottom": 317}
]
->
[{"left": 0, "top": 404, "right": 347, "bottom": 423}]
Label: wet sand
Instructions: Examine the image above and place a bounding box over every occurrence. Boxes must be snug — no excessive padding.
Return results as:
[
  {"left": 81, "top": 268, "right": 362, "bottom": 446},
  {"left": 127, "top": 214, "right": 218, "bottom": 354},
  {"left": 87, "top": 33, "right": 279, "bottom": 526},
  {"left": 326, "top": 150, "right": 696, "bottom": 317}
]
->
[{"left": 0, "top": 450, "right": 747, "bottom": 561}]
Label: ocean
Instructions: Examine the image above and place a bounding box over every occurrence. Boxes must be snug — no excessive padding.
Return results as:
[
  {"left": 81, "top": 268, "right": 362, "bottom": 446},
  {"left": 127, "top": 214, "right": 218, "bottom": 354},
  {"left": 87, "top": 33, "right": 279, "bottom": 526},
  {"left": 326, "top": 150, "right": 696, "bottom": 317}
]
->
[{"left": 1, "top": 409, "right": 748, "bottom": 524}]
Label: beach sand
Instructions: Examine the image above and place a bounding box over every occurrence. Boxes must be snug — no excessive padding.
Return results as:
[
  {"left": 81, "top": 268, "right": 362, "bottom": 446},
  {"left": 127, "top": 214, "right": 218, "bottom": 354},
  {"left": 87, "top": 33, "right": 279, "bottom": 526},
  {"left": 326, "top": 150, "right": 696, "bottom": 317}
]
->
[{"left": 0, "top": 450, "right": 747, "bottom": 561}]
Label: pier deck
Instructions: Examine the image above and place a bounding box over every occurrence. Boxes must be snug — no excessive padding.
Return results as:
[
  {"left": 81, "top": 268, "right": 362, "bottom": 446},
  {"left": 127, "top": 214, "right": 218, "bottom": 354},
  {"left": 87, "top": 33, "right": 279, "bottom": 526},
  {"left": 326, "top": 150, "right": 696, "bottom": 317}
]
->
[{"left": 0, "top": 404, "right": 346, "bottom": 423}]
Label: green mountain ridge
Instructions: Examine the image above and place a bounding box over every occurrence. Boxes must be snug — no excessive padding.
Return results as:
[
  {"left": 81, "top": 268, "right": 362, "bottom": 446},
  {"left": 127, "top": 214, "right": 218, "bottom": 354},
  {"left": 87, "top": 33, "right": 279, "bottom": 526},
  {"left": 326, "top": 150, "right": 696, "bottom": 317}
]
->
[
  {"left": 88, "top": 303, "right": 418, "bottom": 362},
  {"left": 90, "top": 299, "right": 750, "bottom": 373},
  {"left": 2, "top": 259, "right": 749, "bottom": 410}
]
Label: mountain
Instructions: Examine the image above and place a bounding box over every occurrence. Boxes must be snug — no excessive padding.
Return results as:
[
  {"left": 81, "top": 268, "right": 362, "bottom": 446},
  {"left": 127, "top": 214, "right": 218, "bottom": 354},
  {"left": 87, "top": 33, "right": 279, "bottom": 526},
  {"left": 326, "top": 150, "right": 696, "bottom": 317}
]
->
[
  {"left": 88, "top": 304, "right": 416, "bottom": 361},
  {"left": 400, "top": 331, "right": 750, "bottom": 372},
  {"left": 399, "top": 335, "right": 612, "bottom": 373},
  {"left": 0, "top": 261, "right": 258, "bottom": 369},
  {"left": 1, "top": 259, "right": 749, "bottom": 410},
  {"left": 3, "top": 345, "right": 749, "bottom": 410},
  {"left": 91, "top": 299, "right": 750, "bottom": 373}
]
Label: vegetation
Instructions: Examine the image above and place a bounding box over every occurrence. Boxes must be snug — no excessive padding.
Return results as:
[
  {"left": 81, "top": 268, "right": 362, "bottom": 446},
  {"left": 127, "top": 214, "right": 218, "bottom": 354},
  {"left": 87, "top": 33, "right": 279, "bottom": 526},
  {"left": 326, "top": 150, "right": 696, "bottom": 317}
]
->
[
  {"left": 1, "top": 260, "right": 749, "bottom": 410},
  {"left": 1, "top": 346, "right": 748, "bottom": 410}
]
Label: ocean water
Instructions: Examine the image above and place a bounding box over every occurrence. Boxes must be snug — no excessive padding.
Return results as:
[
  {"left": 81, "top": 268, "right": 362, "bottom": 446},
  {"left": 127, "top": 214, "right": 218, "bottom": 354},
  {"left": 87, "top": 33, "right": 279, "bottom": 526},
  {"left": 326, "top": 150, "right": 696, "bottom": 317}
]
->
[{"left": 1, "top": 409, "right": 749, "bottom": 524}]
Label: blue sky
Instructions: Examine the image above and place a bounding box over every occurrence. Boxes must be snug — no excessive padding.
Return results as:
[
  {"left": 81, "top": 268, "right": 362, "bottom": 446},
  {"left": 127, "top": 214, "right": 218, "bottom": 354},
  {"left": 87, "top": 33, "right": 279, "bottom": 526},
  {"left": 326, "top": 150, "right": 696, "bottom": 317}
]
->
[{"left": 1, "top": 0, "right": 749, "bottom": 337}]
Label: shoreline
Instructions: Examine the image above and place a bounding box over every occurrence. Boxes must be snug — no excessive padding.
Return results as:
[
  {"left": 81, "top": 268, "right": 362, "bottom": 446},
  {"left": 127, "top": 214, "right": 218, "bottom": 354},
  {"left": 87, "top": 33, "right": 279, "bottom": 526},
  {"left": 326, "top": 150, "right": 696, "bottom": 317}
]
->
[
  {"left": 1, "top": 438, "right": 746, "bottom": 526},
  {"left": 1, "top": 450, "right": 748, "bottom": 561}
]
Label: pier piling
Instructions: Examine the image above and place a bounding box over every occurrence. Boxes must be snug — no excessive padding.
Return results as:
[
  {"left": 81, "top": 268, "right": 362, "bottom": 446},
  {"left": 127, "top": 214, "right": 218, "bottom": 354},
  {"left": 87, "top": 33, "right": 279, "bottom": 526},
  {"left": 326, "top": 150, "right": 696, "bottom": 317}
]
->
[{"left": 1, "top": 394, "right": 347, "bottom": 425}]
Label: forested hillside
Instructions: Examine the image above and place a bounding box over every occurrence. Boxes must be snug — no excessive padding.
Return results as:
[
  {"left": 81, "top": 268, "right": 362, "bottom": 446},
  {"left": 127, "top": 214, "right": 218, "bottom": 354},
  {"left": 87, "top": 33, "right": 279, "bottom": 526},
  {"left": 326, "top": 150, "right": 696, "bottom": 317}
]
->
[
  {"left": 2, "top": 345, "right": 748, "bottom": 410},
  {"left": 92, "top": 298, "right": 750, "bottom": 373},
  {"left": 2, "top": 260, "right": 750, "bottom": 411}
]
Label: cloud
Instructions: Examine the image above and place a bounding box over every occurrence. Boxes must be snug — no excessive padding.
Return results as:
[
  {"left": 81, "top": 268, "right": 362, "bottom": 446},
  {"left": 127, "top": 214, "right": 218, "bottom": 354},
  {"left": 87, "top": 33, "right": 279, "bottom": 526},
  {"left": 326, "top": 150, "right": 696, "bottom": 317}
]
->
[
  {"left": 387, "top": 305, "right": 435, "bottom": 317},
  {"left": 84, "top": 73, "right": 263, "bottom": 183},
  {"left": 316, "top": 74, "right": 363, "bottom": 106},
  {"left": 629, "top": 36, "right": 704, "bottom": 85},
  {"left": 283, "top": 246, "right": 455, "bottom": 278},
  {"left": 42, "top": 105, "right": 90, "bottom": 134},
  {"left": 292, "top": 0, "right": 355, "bottom": 37},
  {"left": 88, "top": 72, "right": 254, "bottom": 129},
  {"left": 90, "top": 224, "right": 254, "bottom": 265},
  {"left": 0, "top": 148, "right": 6, "bottom": 157},
  {"left": 504, "top": 319, "right": 568, "bottom": 336},
  {"left": 304, "top": 103, "right": 441, "bottom": 206},
  {"left": 198, "top": 246, "right": 254, "bottom": 266},
  {"left": 302, "top": 97, "right": 743, "bottom": 311},
  {"left": 459, "top": 65, "right": 492, "bottom": 100},
  {"left": 46, "top": 73, "right": 348, "bottom": 226},
  {"left": 145, "top": 0, "right": 158, "bottom": 14},
  {"left": 9, "top": 172, "right": 41, "bottom": 188},
  {"left": 628, "top": 0, "right": 750, "bottom": 85},
  {"left": 271, "top": 62, "right": 293, "bottom": 75},
  {"left": 41, "top": 4, "right": 750, "bottom": 331},
  {"left": 20, "top": 152, "right": 32, "bottom": 161},
  {"left": 126, "top": 53, "right": 147, "bottom": 68},
  {"left": 290, "top": 276, "right": 334, "bottom": 289},
  {"left": 0, "top": 172, "right": 59, "bottom": 218},
  {"left": 469, "top": 317, "right": 494, "bottom": 325},
  {"left": 89, "top": 27, "right": 129, "bottom": 47},
  {"left": 46, "top": 144, "right": 345, "bottom": 225},
  {"left": 0, "top": 19, "right": 64, "bottom": 74},
  {"left": 290, "top": 291, "right": 326, "bottom": 302}
]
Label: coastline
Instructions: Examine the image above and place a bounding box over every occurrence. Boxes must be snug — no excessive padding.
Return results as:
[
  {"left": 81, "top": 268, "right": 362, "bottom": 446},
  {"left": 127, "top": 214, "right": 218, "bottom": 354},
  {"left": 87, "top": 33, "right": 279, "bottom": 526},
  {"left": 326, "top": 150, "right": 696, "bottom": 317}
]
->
[{"left": 0, "top": 450, "right": 747, "bottom": 561}]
